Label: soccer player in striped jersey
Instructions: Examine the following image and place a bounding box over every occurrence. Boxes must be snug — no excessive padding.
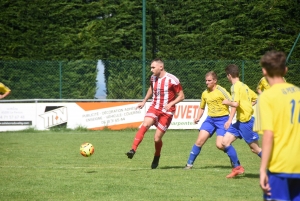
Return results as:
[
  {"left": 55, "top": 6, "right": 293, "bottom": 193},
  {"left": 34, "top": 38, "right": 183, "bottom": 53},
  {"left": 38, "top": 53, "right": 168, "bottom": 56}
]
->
[
  {"left": 184, "top": 71, "right": 232, "bottom": 169},
  {"left": 254, "top": 51, "right": 300, "bottom": 200},
  {"left": 222, "top": 64, "right": 262, "bottom": 178},
  {"left": 0, "top": 82, "right": 11, "bottom": 99},
  {"left": 126, "top": 58, "right": 185, "bottom": 169}
]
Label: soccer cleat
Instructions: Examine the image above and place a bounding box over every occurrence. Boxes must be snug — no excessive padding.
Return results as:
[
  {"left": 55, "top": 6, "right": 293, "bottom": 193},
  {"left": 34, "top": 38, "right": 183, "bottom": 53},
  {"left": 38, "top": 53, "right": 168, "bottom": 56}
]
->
[
  {"left": 126, "top": 149, "right": 135, "bottom": 159},
  {"left": 183, "top": 164, "right": 193, "bottom": 170},
  {"left": 226, "top": 166, "right": 245, "bottom": 178},
  {"left": 151, "top": 155, "right": 160, "bottom": 169}
]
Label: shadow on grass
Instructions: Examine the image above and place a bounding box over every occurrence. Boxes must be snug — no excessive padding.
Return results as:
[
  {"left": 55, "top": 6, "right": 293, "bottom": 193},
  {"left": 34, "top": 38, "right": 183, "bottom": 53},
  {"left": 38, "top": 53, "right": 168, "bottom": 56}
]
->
[
  {"left": 158, "top": 165, "right": 231, "bottom": 170},
  {"left": 159, "top": 166, "right": 185, "bottom": 169},
  {"left": 86, "top": 171, "right": 97, "bottom": 173},
  {"left": 243, "top": 173, "right": 259, "bottom": 178},
  {"left": 200, "top": 165, "right": 231, "bottom": 169}
]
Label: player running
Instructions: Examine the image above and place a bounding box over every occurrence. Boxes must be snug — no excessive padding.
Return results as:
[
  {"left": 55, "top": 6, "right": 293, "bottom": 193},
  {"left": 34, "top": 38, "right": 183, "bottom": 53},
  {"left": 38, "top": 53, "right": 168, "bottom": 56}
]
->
[
  {"left": 222, "top": 64, "right": 262, "bottom": 178},
  {"left": 125, "top": 58, "right": 184, "bottom": 169}
]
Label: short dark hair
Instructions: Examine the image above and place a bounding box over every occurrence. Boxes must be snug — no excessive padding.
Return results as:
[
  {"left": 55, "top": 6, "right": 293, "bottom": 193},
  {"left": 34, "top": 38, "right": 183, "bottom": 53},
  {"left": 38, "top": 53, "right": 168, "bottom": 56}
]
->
[
  {"left": 151, "top": 58, "right": 164, "bottom": 64},
  {"left": 225, "top": 64, "right": 239, "bottom": 78},
  {"left": 260, "top": 51, "right": 286, "bottom": 77}
]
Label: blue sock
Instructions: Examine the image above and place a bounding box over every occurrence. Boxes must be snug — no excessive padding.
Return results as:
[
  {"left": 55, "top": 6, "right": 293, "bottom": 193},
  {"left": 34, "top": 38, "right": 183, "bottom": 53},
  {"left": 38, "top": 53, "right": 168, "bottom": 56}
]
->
[
  {"left": 257, "top": 151, "right": 262, "bottom": 158},
  {"left": 187, "top": 144, "right": 201, "bottom": 165},
  {"left": 224, "top": 145, "right": 240, "bottom": 168}
]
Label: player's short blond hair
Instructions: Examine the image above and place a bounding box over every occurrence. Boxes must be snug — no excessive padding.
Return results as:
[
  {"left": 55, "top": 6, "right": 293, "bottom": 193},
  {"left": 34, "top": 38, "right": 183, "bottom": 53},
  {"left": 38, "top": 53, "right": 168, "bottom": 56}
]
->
[{"left": 205, "top": 71, "right": 218, "bottom": 80}]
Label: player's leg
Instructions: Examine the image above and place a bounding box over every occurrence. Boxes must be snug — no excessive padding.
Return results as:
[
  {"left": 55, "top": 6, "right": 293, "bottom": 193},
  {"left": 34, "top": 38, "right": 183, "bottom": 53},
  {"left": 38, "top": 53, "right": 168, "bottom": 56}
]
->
[
  {"left": 222, "top": 122, "right": 244, "bottom": 178},
  {"left": 215, "top": 136, "right": 224, "bottom": 150},
  {"left": 248, "top": 140, "right": 262, "bottom": 157},
  {"left": 126, "top": 108, "right": 156, "bottom": 159},
  {"left": 240, "top": 117, "right": 262, "bottom": 157},
  {"left": 184, "top": 117, "right": 215, "bottom": 169},
  {"left": 214, "top": 116, "right": 229, "bottom": 151},
  {"left": 151, "top": 128, "right": 165, "bottom": 169},
  {"left": 151, "top": 111, "right": 173, "bottom": 169},
  {"left": 184, "top": 129, "right": 210, "bottom": 169},
  {"left": 222, "top": 132, "right": 239, "bottom": 167}
]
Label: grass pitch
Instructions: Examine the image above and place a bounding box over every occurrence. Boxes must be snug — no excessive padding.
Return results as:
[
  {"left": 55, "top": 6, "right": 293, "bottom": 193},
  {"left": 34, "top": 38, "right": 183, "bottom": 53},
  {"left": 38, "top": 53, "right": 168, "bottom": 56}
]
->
[{"left": 0, "top": 129, "right": 262, "bottom": 201}]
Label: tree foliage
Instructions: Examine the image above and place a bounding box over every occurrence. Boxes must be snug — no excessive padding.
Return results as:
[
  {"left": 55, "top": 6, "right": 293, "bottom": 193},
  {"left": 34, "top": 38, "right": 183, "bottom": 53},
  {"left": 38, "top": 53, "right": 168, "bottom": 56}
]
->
[
  {"left": 0, "top": 0, "right": 299, "bottom": 60},
  {"left": 0, "top": 0, "right": 299, "bottom": 99}
]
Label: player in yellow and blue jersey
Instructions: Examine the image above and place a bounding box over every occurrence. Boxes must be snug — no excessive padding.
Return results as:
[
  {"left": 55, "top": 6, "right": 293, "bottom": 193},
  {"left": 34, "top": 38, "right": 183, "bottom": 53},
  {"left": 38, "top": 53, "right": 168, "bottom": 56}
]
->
[
  {"left": 184, "top": 71, "right": 232, "bottom": 169},
  {"left": 0, "top": 82, "right": 11, "bottom": 99},
  {"left": 257, "top": 76, "right": 286, "bottom": 94},
  {"left": 254, "top": 51, "right": 300, "bottom": 200},
  {"left": 222, "top": 64, "right": 262, "bottom": 178},
  {"left": 256, "top": 77, "right": 270, "bottom": 94}
]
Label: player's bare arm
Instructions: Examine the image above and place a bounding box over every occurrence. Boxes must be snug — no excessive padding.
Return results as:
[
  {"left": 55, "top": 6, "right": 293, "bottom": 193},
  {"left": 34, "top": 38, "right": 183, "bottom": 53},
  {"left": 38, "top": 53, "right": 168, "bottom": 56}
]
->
[
  {"left": 224, "top": 106, "right": 236, "bottom": 130},
  {"left": 164, "top": 90, "right": 185, "bottom": 111},
  {"left": 137, "top": 87, "right": 153, "bottom": 109},
  {"left": 194, "top": 107, "right": 204, "bottom": 124},
  {"left": 0, "top": 91, "right": 10, "bottom": 99},
  {"left": 260, "top": 130, "right": 273, "bottom": 196},
  {"left": 257, "top": 89, "right": 262, "bottom": 94},
  {"left": 222, "top": 99, "right": 239, "bottom": 108}
]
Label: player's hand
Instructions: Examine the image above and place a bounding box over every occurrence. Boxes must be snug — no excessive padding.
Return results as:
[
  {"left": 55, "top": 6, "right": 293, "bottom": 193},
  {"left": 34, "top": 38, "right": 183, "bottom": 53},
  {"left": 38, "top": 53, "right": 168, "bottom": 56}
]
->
[
  {"left": 260, "top": 171, "right": 271, "bottom": 196},
  {"left": 136, "top": 102, "right": 145, "bottom": 109},
  {"left": 224, "top": 120, "right": 231, "bottom": 130},
  {"left": 194, "top": 118, "right": 200, "bottom": 124},
  {"left": 0, "top": 95, "right": 4, "bottom": 99},
  {"left": 164, "top": 103, "right": 172, "bottom": 111}
]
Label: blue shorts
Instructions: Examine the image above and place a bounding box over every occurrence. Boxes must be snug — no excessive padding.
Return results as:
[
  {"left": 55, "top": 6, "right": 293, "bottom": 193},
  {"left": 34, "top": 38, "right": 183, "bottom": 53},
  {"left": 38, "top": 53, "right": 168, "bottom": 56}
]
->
[
  {"left": 199, "top": 115, "right": 229, "bottom": 137},
  {"left": 227, "top": 117, "right": 259, "bottom": 144},
  {"left": 263, "top": 171, "right": 300, "bottom": 201}
]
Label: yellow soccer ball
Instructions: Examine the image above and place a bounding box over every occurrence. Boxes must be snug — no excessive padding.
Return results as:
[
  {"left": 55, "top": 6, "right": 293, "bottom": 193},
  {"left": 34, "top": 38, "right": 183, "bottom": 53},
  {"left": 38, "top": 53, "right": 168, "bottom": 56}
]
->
[{"left": 80, "top": 143, "right": 95, "bottom": 157}]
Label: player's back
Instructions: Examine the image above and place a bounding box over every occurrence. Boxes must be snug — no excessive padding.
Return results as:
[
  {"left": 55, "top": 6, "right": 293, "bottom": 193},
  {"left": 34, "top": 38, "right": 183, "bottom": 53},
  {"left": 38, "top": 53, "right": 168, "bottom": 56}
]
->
[
  {"left": 259, "top": 83, "right": 300, "bottom": 176},
  {"left": 231, "top": 81, "right": 255, "bottom": 122}
]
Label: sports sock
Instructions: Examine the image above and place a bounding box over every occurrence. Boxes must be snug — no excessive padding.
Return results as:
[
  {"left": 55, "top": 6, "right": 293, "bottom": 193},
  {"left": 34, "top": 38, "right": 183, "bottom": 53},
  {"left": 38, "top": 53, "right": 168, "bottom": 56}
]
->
[
  {"left": 257, "top": 151, "right": 262, "bottom": 158},
  {"left": 187, "top": 144, "right": 201, "bottom": 165},
  {"left": 131, "top": 125, "right": 148, "bottom": 151},
  {"left": 224, "top": 145, "right": 240, "bottom": 168},
  {"left": 154, "top": 140, "right": 163, "bottom": 156}
]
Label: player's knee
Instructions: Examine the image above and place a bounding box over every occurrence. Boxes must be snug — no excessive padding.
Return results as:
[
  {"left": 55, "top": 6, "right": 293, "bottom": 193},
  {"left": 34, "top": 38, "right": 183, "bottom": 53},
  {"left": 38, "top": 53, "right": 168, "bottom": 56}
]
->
[
  {"left": 221, "top": 140, "right": 230, "bottom": 148},
  {"left": 216, "top": 143, "right": 224, "bottom": 150},
  {"left": 195, "top": 139, "right": 205, "bottom": 147},
  {"left": 141, "top": 122, "right": 151, "bottom": 129}
]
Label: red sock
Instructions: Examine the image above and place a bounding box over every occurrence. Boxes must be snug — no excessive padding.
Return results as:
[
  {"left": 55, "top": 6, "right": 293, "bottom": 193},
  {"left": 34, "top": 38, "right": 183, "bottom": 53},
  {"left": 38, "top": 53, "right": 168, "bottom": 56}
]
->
[
  {"left": 131, "top": 125, "right": 148, "bottom": 151},
  {"left": 154, "top": 140, "right": 163, "bottom": 156}
]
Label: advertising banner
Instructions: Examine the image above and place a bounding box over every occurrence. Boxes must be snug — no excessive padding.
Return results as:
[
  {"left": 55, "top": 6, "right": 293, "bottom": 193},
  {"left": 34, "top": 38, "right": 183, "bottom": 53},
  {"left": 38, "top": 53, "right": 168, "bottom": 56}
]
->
[{"left": 0, "top": 101, "right": 209, "bottom": 131}]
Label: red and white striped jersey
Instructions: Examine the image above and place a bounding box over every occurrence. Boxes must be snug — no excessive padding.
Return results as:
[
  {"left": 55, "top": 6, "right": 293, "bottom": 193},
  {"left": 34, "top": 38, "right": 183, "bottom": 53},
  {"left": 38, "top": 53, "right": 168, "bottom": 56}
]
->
[{"left": 150, "top": 72, "right": 183, "bottom": 113}]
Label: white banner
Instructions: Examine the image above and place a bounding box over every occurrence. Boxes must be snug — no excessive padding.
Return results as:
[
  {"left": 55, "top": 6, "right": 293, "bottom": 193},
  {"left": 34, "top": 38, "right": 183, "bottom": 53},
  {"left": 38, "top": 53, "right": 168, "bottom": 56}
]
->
[{"left": 0, "top": 101, "right": 210, "bottom": 131}]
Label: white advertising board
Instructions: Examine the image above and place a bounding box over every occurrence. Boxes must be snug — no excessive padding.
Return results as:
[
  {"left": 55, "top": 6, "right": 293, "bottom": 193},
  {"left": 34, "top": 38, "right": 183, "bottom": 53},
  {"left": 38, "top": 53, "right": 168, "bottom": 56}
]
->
[{"left": 0, "top": 101, "right": 210, "bottom": 131}]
